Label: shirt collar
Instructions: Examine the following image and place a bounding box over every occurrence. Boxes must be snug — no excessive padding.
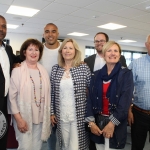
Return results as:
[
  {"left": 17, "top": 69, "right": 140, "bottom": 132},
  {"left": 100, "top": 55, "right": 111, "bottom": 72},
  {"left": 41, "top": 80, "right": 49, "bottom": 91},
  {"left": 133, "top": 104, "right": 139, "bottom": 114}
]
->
[{"left": 0, "top": 41, "right": 6, "bottom": 48}]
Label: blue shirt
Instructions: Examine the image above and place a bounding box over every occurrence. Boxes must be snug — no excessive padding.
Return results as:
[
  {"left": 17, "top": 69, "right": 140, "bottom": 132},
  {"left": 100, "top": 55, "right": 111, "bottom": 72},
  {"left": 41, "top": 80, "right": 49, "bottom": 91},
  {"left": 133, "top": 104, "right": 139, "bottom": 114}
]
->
[{"left": 128, "top": 54, "right": 150, "bottom": 110}]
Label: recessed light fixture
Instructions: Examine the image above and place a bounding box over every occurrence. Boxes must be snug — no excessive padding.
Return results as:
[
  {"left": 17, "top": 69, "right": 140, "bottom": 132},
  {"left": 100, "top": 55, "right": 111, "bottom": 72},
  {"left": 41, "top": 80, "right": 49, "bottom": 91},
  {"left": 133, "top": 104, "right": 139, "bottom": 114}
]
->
[
  {"left": 7, "top": 24, "right": 19, "bottom": 29},
  {"left": 118, "top": 40, "right": 136, "bottom": 43},
  {"left": 97, "top": 23, "right": 126, "bottom": 30},
  {"left": 67, "top": 32, "right": 89, "bottom": 36},
  {"left": 6, "top": 5, "right": 40, "bottom": 17}
]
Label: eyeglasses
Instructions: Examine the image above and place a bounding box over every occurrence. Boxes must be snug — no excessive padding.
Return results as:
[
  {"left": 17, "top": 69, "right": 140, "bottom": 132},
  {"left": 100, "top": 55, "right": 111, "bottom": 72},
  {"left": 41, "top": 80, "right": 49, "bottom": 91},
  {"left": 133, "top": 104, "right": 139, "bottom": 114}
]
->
[{"left": 94, "top": 40, "right": 106, "bottom": 44}]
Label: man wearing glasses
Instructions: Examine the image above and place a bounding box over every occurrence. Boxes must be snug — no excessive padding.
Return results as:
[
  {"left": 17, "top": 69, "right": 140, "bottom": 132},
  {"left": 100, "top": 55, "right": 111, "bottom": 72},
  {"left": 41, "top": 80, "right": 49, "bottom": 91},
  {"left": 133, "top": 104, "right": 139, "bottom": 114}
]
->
[
  {"left": 84, "top": 32, "right": 127, "bottom": 150},
  {"left": 84, "top": 32, "right": 127, "bottom": 73}
]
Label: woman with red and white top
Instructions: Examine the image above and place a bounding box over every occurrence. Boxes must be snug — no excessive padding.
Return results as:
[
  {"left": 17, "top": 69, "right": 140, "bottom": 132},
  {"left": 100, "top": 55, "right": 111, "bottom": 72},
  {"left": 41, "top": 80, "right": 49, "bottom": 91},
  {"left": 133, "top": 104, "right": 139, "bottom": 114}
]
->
[{"left": 86, "top": 41, "right": 134, "bottom": 150}]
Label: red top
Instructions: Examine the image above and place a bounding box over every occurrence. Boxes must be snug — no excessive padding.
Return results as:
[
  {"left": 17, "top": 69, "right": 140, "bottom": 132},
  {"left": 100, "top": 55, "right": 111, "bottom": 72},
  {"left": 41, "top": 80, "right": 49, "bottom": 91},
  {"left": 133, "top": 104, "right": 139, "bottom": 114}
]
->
[{"left": 102, "top": 81, "right": 111, "bottom": 115}]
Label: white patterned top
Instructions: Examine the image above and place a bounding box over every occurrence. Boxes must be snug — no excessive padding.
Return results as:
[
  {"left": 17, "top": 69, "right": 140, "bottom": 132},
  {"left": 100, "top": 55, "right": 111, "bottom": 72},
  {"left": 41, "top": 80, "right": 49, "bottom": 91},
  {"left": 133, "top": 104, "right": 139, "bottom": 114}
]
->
[{"left": 59, "top": 70, "right": 76, "bottom": 122}]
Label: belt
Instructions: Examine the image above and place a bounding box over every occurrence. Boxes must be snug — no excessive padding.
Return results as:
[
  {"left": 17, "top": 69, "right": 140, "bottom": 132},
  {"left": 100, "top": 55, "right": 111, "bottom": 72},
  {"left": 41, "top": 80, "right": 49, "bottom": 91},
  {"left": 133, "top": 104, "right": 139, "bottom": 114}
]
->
[{"left": 133, "top": 105, "right": 150, "bottom": 115}]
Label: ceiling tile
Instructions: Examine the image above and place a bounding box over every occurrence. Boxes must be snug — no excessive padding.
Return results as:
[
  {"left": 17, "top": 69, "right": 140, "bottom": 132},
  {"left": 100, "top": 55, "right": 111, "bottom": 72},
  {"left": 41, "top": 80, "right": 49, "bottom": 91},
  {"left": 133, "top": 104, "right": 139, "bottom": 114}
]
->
[
  {"left": 134, "top": 13, "right": 150, "bottom": 23},
  {"left": 54, "top": 0, "right": 98, "bottom": 7},
  {"left": 70, "top": 8, "right": 105, "bottom": 19},
  {"left": 27, "top": 17, "right": 53, "bottom": 25},
  {"left": 133, "top": 1, "right": 150, "bottom": 12},
  {"left": 107, "top": 0, "right": 147, "bottom": 7},
  {"left": 0, "top": 4, "right": 10, "bottom": 12},
  {"left": 59, "top": 15, "right": 88, "bottom": 24},
  {"left": 34, "top": 11, "right": 64, "bottom": 20},
  {"left": 0, "top": 0, "right": 13, "bottom": 5},
  {"left": 111, "top": 7, "right": 148, "bottom": 18},
  {"left": 43, "top": 3, "right": 79, "bottom": 14},
  {"left": 85, "top": 0, "right": 126, "bottom": 13}
]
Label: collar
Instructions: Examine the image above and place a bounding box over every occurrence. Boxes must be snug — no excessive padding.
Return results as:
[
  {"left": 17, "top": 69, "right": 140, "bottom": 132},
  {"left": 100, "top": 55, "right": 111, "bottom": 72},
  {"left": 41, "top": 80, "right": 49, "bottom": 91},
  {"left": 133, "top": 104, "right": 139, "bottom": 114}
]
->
[{"left": 0, "top": 41, "right": 6, "bottom": 48}]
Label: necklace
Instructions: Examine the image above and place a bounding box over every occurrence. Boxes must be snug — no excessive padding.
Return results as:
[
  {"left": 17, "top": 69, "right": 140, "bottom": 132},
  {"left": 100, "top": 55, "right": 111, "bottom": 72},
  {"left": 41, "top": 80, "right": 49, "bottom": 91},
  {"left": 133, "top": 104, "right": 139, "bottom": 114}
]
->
[{"left": 30, "top": 70, "right": 42, "bottom": 108}]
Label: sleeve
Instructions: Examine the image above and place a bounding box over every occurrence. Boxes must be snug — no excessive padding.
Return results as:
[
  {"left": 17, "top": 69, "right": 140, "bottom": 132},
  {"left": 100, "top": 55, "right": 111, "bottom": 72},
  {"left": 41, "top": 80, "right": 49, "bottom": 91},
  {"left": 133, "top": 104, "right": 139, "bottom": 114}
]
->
[
  {"left": 110, "top": 70, "right": 134, "bottom": 124},
  {"left": 50, "top": 65, "right": 57, "bottom": 115},
  {"left": 8, "top": 68, "right": 20, "bottom": 114},
  {"left": 85, "top": 73, "right": 95, "bottom": 120},
  {"left": 85, "top": 64, "right": 91, "bottom": 87}
]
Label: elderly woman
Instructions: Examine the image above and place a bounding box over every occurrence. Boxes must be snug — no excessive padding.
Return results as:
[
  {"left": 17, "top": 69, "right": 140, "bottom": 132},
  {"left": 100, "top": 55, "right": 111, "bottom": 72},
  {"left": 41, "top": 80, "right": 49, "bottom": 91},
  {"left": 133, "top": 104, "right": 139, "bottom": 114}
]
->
[
  {"left": 8, "top": 39, "right": 51, "bottom": 150},
  {"left": 86, "top": 41, "right": 134, "bottom": 150},
  {"left": 50, "top": 38, "right": 91, "bottom": 150}
]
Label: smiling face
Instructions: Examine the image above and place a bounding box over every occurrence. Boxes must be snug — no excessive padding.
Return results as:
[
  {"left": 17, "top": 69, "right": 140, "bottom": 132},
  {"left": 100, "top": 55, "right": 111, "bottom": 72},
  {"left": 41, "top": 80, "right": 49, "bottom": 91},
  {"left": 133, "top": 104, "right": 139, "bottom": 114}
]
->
[
  {"left": 104, "top": 44, "right": 121, "bottom": 65},
  {"left": 43, "top": 24, "right": 59, "bottom": 47},
  {"left": 24, "top": 44, "right": 40, "bottom": 64},
  {"left": 94, "top": 34, "right": 107, "bottom": 53},
  {"left": 0, "top": 17, "right": 7, "bottom": 45},
  {"left": 61, "top": 42, "right": 76, "bottom": 62}
]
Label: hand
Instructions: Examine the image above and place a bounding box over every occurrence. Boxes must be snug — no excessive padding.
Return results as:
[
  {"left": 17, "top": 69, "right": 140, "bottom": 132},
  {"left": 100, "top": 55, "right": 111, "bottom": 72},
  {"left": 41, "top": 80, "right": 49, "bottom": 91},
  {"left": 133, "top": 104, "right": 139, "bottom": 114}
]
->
[
  {"left": 89, "top": 122, "right": 103, "bottom": 136},
  {"left": 128, "top": 109, "right": 134, "bottom": 126},
  {"left": 102, "top": 121, "right": 115, "bottom": 138},
  {"left": 51, "top": 115, "right": 57, "bottom": 127},
  {"left": 16, "top": 118, "right": 28, "bottom": 133}
]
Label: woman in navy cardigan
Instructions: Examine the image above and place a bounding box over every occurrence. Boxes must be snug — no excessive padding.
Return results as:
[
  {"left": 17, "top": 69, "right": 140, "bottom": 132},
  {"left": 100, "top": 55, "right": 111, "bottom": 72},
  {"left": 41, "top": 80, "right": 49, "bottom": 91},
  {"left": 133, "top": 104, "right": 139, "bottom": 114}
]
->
[{"left": 86, "top": 41, "right": 134, "bottom": 150}]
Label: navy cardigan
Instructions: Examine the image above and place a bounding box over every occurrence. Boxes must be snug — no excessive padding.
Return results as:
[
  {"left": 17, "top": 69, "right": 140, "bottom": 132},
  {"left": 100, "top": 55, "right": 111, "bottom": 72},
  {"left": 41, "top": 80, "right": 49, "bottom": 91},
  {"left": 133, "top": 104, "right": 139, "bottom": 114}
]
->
[{"left": 86, "top": 67, "right": 134, "bottom": 149}]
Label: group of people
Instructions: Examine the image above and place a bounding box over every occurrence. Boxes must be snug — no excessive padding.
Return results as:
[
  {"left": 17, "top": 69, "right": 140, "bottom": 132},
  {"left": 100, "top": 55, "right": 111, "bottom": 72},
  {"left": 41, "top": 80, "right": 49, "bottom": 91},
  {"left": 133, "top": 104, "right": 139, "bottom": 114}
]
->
[{"left": 0, "top": 14, "right": 150, "bottom": 150}]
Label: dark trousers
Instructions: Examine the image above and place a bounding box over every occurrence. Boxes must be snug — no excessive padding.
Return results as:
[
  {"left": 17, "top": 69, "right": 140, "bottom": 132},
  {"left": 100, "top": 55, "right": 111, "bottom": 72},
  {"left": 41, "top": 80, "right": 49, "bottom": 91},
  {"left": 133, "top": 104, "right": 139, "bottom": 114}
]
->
[
  {"left": 131, "top": 107, "right": 150, "bottom": 150},
  {"left": 0, "top": 96, "right": 8, "bottom": 150},
  {"left": 89, "top": 139, "right": 97, "bottom": 150}
]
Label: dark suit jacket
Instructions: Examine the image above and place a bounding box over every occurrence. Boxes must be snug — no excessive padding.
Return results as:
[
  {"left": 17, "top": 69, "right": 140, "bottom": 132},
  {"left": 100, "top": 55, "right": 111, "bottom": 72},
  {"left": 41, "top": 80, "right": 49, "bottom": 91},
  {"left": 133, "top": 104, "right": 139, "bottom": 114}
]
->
[{"left": 84, "top": 54, "right": 127, "bottom": 73}]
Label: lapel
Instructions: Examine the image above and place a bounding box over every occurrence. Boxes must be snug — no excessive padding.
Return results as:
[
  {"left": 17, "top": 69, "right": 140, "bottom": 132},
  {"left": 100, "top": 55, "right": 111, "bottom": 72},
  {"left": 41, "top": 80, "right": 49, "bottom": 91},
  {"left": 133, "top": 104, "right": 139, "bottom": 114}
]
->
[{"left": 91, "top": 54, "right": 96, "bottom": 72}]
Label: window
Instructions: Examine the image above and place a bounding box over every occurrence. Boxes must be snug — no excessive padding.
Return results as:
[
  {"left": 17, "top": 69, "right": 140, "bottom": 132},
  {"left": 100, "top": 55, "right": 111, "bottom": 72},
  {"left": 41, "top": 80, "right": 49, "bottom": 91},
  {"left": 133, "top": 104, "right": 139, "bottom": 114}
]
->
[{"left": 85, "top": 46, "right": 96, "bottom": 58}]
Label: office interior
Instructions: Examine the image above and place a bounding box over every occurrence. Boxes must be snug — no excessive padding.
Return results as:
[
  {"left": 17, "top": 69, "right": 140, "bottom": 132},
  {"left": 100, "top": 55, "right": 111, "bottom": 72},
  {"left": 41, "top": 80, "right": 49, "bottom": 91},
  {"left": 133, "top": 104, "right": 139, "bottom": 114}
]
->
[{"left": 1, "top": 0, "right": 150, "bottom": 149}]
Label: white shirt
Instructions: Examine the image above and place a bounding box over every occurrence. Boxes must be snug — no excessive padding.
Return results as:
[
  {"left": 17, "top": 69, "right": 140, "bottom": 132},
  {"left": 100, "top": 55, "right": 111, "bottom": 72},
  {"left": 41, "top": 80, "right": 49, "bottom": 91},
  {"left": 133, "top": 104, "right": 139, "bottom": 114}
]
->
[
  {"left": 59, "top": 71, "right": 76, "bottom": 122},
  {"left": 39, "top": 42, "right": 61, "bottom": 77},
  {"left": 0, "top": 44, "right": 10, "bottom": 96},
  {"left": 93, "top": 53, "right": 106, "bottom": 71}
]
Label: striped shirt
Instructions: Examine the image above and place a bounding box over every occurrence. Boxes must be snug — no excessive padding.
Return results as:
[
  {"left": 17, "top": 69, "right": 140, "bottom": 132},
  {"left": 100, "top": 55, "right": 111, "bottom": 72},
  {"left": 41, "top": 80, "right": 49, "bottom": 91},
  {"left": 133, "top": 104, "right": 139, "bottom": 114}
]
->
[{"left": 128, "top": 54, "right": 150, "bottom": 110}]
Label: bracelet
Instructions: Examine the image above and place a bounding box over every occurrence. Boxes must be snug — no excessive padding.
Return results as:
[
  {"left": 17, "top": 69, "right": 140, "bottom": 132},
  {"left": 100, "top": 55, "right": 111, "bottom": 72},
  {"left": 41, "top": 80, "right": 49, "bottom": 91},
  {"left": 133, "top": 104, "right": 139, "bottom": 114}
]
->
[{"left": 88, "top": 122, "right": 95, "bottom": 128}]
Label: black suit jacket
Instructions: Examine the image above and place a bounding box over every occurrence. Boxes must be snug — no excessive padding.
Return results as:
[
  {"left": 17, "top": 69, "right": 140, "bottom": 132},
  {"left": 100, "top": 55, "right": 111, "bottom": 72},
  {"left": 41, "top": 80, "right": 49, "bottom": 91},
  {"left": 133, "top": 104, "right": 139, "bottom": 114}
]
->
[{"left": 84, "top": 54, "right": 127, "bottom": 73}]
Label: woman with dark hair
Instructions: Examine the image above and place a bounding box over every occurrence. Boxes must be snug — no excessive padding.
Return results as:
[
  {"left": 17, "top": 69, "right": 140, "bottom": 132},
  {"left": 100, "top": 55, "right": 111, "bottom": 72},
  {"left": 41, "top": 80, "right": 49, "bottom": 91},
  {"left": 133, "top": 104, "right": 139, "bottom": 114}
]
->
[
  {"left": 50, "top": 38, "right": 91, "bottom": 150},
  {"left": 8, "top": 39, "right": 51, "bottom": 150},
  {"left": 86, "top": 41, "right": 134, "bottom": 150}
]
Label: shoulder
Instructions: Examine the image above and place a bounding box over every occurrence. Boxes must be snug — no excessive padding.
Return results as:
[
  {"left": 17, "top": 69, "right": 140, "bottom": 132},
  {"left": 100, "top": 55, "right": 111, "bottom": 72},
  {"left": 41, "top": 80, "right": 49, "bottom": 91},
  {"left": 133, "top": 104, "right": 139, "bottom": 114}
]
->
[
  {"left": 84, "top": 54, "right": 96, "bottom": 62},
  {"left": 52, "top": 64, "right": 59, "bottom": 70},
  {"left": 11, "top": 67, "right": 21, "bottom": 77},
  {"left": 118, "top": 67, "right": 132, "bottom": 80},
  {"left": 77, "top": 63, "right": 90, "bottom": 71}
]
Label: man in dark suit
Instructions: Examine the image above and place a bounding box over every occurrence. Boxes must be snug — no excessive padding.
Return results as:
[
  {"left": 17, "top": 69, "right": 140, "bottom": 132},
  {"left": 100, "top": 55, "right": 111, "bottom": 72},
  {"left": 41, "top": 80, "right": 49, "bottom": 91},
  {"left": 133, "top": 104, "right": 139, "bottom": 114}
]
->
[
  {"left": 0, "top": 15, "right": 19, "bottom": 150},
  {"left": 84, "top": 32, "right": 127, "bottom": 73},
  {"left": 84, "top": 32, "right": 127, "bottom": 150}
]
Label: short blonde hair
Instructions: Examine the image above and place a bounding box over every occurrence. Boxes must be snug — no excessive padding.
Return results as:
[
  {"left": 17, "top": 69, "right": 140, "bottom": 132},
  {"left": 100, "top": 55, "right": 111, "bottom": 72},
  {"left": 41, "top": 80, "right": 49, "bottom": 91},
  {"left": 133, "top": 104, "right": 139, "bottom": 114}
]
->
[
  {"left": 58, "top": 38, "right": 81, "bottom": 67},
  {"left": 102, "top": 41, "right": 122, "bottom": 56}
]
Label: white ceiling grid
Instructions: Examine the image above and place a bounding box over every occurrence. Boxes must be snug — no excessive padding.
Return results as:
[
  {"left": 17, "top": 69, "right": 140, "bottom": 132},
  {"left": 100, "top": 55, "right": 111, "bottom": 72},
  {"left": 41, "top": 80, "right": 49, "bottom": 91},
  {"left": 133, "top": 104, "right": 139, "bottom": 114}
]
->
[{"left": 0, "top": 0, "right": 150, "bottom": 47}]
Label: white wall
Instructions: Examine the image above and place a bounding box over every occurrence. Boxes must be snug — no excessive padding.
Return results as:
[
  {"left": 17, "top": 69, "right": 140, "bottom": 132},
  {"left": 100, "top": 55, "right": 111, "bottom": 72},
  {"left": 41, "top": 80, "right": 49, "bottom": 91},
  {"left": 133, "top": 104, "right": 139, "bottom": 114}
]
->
[{"left": 6, "top": 33, "right": 147, "bottom": 61}]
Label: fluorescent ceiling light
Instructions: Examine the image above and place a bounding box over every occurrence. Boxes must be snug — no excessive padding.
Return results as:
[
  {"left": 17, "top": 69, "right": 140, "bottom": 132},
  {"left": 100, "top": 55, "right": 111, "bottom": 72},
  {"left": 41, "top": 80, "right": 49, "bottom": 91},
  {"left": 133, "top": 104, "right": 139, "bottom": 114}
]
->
[
  {"left": 7, "top": 24, "right": 19, "bottom": 29},
  {"left": 6, "top": 5, "right": 39, "bottom": 17},
  {"left": 118, "top": 40, "right": 136, "bottom": 43},
  {"left": 97, "top": 23, "right": 126, "bottom": 30},
  {"left": 67, "top": 32, "right": 89, "bottom": 36}
]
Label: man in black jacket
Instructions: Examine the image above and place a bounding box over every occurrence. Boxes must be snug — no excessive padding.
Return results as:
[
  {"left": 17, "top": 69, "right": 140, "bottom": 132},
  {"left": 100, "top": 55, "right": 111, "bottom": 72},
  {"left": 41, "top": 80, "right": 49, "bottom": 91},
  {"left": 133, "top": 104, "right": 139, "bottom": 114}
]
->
[
  {"left": 84, "top": 32, "right": 127, "bottom": 150},
  {"left": 0, "top": 15, "right": 19, "bottom": 150},
  {"left": 84, "top": 32, "right": 127, "bottom": 73}
]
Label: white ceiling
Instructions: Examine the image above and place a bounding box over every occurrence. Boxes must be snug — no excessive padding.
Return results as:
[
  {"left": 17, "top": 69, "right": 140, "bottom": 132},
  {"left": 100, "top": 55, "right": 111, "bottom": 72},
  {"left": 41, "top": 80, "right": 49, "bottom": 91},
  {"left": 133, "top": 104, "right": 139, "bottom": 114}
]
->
[{"left": 1, "top": 0, "right": 150, "bottom": 47}]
